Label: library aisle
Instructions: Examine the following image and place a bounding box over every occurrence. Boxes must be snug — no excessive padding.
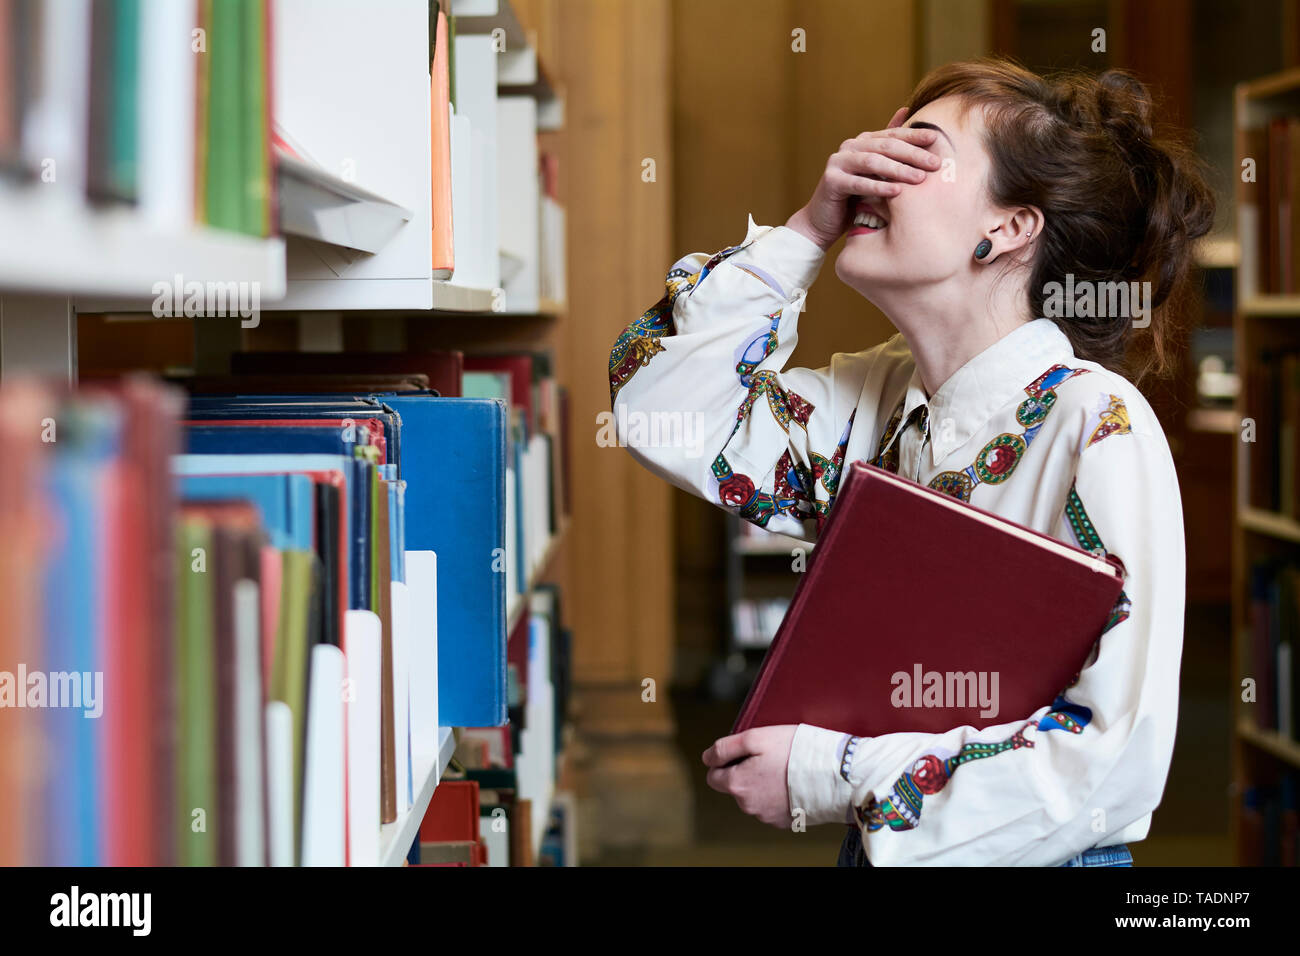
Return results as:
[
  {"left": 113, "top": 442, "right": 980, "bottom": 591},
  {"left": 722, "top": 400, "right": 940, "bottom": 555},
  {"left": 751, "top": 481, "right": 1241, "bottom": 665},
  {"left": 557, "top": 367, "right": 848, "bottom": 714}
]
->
[{"left": 0, "top": 0, "right": 1291, "bottom": 885}]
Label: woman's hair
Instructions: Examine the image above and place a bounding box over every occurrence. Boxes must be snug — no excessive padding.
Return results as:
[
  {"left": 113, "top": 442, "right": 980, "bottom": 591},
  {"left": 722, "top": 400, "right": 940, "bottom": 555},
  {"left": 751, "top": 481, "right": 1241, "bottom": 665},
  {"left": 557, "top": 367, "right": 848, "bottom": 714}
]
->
[{"left": 905, "top": 57, "right": 1215, "bottom": 383}]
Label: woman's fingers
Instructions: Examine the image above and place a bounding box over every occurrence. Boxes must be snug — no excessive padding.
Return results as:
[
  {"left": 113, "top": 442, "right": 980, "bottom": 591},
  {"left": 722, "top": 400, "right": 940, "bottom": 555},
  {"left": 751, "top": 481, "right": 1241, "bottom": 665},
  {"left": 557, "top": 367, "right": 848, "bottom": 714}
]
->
[
  {"left": 701, "top": 731, "right": 756, "bottom": 767},
  {"left": 835, "top": 148, "right": 930, "bottom": 185},
  {"left": 886, "top": 105, "right": 909, "bottom": 129},
  {"left": 841, "top": 125, "right": 938, "bottom": 154}
]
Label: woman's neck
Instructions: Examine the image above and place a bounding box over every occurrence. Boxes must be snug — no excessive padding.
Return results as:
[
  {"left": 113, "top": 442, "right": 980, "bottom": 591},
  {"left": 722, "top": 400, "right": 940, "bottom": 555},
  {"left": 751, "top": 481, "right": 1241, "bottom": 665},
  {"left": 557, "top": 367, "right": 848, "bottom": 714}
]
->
[{"left": 869, "top": 274, "right": 1035, "bottom": 398}]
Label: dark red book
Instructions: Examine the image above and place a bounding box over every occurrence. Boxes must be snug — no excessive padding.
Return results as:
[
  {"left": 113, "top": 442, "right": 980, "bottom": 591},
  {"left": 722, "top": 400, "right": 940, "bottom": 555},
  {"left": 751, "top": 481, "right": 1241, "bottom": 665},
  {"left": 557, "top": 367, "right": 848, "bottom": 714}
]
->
[
  {"left": 231, "top": 350, "right": 464, "bottom": 398},
  {"left": 733, "top": 461, "right": 1125, "bottom": 738},
  {"left": 419, "top": 780, "right": 480, "bottom": 843}
]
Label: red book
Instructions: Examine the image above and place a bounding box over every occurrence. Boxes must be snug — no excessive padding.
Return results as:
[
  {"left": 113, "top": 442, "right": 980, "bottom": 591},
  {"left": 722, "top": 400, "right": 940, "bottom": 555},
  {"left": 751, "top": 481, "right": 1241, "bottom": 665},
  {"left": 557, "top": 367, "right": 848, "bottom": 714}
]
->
[
  {"left": 733, "top": 462, "right": 1125, "bottom": 738},
  {"left": 231, "top": 350, "right": 464, "bottom": 398},
  {"left": 419, "top": 780, "right": 480, "bottom": 843}
]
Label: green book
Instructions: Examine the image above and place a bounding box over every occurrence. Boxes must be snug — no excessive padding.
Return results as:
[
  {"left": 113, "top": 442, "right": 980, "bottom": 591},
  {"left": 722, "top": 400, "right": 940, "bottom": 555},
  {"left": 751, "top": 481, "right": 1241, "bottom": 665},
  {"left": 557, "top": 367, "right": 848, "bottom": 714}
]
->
[
  {"left": 176, "top": 516, "right": 217, "bottom": 867},
  {"left": 109, "top": 0, "right": 141, "bottom": 201},
  {"left": 270, "top": 548, "right": 316, "bottom": 864},
  {"left": 205, "top": 0, "right": 245, "bottom": 231},
  {"left": 241, "top": 0, "right": 270, "bottom": 235}
]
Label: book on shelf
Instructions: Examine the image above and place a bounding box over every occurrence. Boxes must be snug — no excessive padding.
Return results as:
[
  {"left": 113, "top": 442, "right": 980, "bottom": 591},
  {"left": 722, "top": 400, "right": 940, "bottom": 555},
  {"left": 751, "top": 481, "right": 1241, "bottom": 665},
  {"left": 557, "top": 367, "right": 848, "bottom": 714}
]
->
[
  {"left": 430, "top": 1, "right": 454, "bottom": 278},
  {"left": 1246, "top": 113, "right": 1300, "bottom": 296},
  {"left": 1247, "top": 559, "right": 1300, "bottom": 741},
  {"left": 0, "top": 368, "right": 578, "bottom": 865},
  {"left": 1240, "top": 771, "right": 1300, "bottom": 867},
  {"left": 1246, "top": 345, "right": 1300, "bottom": 517}
]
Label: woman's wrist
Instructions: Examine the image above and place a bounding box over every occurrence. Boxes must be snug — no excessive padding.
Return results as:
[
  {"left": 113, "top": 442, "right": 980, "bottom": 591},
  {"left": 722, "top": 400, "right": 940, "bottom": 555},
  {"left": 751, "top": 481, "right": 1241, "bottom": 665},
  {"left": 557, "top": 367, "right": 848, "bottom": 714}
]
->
[{"left": 784, "top": 206, "right": 837, "bottom": 252}]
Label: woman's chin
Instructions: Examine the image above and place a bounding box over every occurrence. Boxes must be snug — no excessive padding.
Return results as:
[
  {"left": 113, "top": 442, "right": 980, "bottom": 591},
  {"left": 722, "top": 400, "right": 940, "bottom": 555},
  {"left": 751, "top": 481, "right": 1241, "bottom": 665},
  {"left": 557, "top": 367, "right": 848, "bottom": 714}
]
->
[{"left": 833, "top": 252, "right": 888, "bottom": 296}]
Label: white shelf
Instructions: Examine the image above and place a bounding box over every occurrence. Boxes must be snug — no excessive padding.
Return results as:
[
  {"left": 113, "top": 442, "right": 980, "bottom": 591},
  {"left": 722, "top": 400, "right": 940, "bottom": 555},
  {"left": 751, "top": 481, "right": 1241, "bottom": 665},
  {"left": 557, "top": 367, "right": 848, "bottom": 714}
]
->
[
  {"left": 432, "top": 280, "right": 499, "bottom": 312},
  {"left": 276, "top": 149, "right": 413, "bottom": 254},
  {"left": 0, "top": 187, "right": 286, "bottom": 300},
  {"left": 378, "top": 724, "right": 458, "bottom": 867}
]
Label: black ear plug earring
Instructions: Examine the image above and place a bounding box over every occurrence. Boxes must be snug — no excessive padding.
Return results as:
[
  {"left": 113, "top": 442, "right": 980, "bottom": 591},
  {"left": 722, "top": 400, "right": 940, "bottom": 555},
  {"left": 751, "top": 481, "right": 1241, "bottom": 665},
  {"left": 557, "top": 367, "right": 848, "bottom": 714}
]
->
[{"left": 974, "top": 238, "right": 992, "bottom": 260}]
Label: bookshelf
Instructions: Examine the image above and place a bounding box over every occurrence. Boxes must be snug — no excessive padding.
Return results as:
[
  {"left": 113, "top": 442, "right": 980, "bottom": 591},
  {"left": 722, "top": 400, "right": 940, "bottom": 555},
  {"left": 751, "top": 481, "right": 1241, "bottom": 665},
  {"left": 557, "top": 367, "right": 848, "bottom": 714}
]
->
[
  {"left": 1232, "top": 67, "right": 1300, "bottom": 867},
  {"left": 0, "top": 0, "right": 574, "bottom": 868},
  {"left": 378, "top": 726, "right": 458, "bottom": 867}
]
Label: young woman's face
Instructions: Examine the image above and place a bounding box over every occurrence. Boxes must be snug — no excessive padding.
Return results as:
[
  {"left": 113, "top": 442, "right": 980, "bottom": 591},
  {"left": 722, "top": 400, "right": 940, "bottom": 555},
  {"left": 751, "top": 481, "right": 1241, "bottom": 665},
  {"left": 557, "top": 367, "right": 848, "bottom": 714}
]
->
[{"left": 834, "top": 95, "right": 997, "bottom": 297}]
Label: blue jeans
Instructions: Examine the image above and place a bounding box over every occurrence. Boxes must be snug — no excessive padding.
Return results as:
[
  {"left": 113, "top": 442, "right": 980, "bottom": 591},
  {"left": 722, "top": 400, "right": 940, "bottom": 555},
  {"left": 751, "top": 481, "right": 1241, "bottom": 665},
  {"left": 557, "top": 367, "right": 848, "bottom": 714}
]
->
[{"left": 835, "top": 825, "right": 1133, "bottom": 866}]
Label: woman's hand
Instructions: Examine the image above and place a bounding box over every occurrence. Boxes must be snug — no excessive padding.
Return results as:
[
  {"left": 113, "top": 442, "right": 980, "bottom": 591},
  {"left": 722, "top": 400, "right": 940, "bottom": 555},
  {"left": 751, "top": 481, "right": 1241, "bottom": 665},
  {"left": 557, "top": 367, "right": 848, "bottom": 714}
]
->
[
  {"left": 786, "top": 106, "right": 942, "bottom": 251},
  {"left": 702, "top": 725, "right": 799, "bottom": 828}
]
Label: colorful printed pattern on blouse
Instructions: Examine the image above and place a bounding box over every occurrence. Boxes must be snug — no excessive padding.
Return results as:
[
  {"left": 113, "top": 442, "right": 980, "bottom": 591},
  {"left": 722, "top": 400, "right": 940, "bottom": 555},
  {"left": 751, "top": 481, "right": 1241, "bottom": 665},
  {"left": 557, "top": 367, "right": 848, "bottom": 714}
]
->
[
  {"left": 608, "top": 243, "right": 747, "bottom": 407},
  {"left": 1081, "top": 393, "right": 1132, "bottom": 451},
  {"left": 855, "top": 478, "right": 1130, "bottom": 836},
  {"left": 871, "top": 363, "right": 1090, "bottom": 502},
  {"left": 856, "top": 694, "right": 1094, "bottom": 833}
]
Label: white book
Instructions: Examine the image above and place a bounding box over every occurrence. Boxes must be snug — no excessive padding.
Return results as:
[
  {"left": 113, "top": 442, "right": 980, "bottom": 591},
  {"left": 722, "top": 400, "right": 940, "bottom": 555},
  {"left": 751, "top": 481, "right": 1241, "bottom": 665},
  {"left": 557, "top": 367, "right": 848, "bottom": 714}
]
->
[
  {"left": 449, "top": 107, "right": 475, "bottom": 288},
  {"left": 344, "top": 610, "right": 382, "bottom": 867},
  {"left": 233, "top": 580, "right": 265, "bottom": 867},
  {"left": 274, "top": 0, "right": 432, "bottom": 309},
  {"left": 301, "top": 643, "right": 346, "bottom": 866},
  {"left": 480, "top": 813, "right": 509, "bottom": 868},
  {"left": 497, "top": 96, "right": 539, "bottom": 312},
  {"left": 138, "top": 0, "right": 196, "bottom": 228},
  {"left": 528, "top": 432, "right": 549, "bottom": 571},
  {"left": 405, "top": 551, "right": 440, "bottom": 753},
  {"left": 452, "top": 34, "right": 499, "bottom": 290},
  {"left": 21, "top": 0, "right": 92, "bottom": 204},
  {"left": 265, "top": 701, "right": 295, "bottom": 867},
  {"left": 505, "top": 464, "right": 519, "bottom": 600},
  {"left": 390, "top": 580, "right": 413, "bottom": 813}
]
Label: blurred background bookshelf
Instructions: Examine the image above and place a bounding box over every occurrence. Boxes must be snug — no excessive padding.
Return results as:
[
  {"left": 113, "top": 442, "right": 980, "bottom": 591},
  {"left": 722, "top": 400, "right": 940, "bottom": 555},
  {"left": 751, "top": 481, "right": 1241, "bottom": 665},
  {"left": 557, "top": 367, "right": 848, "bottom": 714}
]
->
[{"left": 1231, "top": 64, "right": 1300, "bottom": 868}]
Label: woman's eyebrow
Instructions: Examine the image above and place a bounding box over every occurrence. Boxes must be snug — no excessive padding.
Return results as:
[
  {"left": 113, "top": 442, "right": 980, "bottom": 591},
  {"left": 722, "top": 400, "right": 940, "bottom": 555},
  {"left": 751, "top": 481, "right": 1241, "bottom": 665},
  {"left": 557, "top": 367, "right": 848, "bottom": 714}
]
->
[{"left": 907, "top": 120, "right": 955, "bottom": 150}]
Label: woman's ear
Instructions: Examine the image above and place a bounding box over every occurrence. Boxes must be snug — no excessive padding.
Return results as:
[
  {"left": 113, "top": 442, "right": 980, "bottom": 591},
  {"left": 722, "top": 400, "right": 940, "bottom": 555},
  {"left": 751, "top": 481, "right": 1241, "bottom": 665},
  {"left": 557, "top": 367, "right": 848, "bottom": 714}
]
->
[{"left": 978, "top": 206, "right": 1045, "bottom": 263}]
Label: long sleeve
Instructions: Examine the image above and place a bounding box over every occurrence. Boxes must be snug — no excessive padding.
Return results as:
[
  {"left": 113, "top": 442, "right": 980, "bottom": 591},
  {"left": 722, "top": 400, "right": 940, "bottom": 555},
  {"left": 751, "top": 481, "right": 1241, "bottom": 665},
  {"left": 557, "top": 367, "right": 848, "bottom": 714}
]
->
[
  {"left": 786, "top": 418, "right": 1186, "bottom": 866},
  {"left": 608, "top": 216, "right": 875, "bottom": 540}
]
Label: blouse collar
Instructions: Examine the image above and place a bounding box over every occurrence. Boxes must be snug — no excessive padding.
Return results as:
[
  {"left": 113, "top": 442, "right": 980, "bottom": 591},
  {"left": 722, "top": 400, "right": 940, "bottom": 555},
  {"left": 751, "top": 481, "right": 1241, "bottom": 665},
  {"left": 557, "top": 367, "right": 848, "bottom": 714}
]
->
[{"left": 897, "top": 318, "right": 1077, "bottom": 469}]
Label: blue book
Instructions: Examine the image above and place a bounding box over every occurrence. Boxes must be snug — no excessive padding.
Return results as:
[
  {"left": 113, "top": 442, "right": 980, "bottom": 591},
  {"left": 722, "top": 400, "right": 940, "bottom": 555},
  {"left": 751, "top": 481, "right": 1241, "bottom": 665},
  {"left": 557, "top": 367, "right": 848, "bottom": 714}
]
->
[
  {"left": 183, "top": 423, "right": 365, "bottom": 458},
  {"left": 185, "top": 399, "right": 403, "bottom": 474},
  {"left": 385, "top": 396, "right": 508, "bottom": 727},
  {"left": 173, "top": 454, "right": 370, "bottom": 609},
  {"left": 177, "top": 473, "right": 316, "bottom": 552},
  {"left": 43, "top": 400, "right": 122, "bottom": 866}
]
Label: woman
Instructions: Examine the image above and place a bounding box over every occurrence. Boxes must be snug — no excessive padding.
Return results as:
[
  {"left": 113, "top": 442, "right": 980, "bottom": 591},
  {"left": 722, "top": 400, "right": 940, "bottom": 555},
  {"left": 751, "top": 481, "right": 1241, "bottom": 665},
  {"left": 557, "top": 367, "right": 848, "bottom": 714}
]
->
[{"left": 607, "top": 58, "right": 1213, "bottom": 866}]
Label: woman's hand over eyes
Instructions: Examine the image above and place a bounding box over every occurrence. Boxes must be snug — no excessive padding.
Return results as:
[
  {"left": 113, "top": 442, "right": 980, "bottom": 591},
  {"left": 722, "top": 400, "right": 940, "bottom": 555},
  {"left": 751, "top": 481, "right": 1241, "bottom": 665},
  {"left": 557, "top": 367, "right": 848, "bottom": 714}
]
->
[{"left": 786, "top": 107, "right": 941, "bottom": 252}]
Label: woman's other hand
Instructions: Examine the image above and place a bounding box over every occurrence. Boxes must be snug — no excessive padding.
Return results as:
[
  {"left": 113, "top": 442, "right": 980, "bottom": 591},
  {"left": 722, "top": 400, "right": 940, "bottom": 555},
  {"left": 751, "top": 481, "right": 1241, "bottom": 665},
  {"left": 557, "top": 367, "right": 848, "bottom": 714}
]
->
[
  {"left": 786, "top": 107, "right": 941, "bottom": 251},
  {"left": 702, "top": 725, "right": 799, "bottom": 828}
]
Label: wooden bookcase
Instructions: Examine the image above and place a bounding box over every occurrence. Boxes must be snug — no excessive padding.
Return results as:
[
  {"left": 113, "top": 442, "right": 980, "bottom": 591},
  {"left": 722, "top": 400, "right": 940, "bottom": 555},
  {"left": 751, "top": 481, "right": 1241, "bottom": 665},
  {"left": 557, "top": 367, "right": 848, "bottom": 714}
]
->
[{"left": 1232, "top": 67, "right": 1300, "bottom": 866}]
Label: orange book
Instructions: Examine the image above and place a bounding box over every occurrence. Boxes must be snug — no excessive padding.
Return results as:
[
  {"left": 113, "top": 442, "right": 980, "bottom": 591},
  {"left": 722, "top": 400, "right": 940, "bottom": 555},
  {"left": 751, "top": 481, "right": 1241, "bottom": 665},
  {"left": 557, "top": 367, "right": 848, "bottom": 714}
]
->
[{"left": 431, "top": 6, "right": 454, "bottom": 277}]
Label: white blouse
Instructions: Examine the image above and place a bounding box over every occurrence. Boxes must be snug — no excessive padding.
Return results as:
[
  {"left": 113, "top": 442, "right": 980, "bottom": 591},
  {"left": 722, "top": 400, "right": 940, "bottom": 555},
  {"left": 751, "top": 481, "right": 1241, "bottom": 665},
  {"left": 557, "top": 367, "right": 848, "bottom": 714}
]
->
[{"left": 609, "top": 216, "right": 1186, "bottom": 866}]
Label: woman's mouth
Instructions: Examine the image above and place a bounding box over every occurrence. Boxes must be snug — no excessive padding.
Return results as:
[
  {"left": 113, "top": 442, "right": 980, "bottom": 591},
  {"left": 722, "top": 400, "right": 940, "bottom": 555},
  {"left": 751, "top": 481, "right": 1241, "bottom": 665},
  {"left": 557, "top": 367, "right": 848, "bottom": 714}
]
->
[{"left": 847, "top": 201, "right": 888, "bottom": 236}]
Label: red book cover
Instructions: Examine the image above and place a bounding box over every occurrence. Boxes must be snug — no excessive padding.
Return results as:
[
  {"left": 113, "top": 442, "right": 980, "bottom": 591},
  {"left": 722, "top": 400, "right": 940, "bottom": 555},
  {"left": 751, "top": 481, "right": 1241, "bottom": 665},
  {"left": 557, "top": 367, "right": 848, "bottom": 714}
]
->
[
  {"left": 506, "top": 611, "right": 530, "bottom": 709},
  {"left": 733, "top": 462, "right": 1125, "bottom": 738},
  {"left": 231, "top": 350, "right": 464, "bottom": 398},
  {"left": 419, "top": 780, "right": 480, "bottom": 843}
]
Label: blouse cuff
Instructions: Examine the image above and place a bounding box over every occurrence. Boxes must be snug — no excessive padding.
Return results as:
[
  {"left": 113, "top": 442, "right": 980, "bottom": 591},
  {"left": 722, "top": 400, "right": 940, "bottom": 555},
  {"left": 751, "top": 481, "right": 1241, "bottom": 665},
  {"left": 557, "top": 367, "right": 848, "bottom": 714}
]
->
[
  {"left": 786, "top": 723, "right": 856, "bottom": 826},
  {"left": 732, "top": 214, "right": 827, "bottom": 302}
]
